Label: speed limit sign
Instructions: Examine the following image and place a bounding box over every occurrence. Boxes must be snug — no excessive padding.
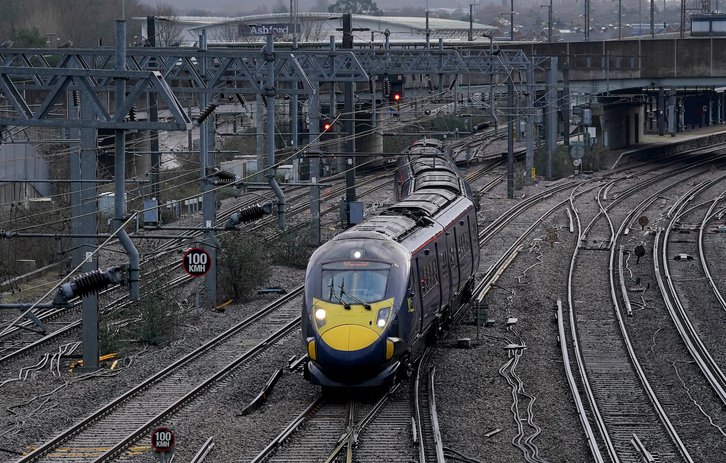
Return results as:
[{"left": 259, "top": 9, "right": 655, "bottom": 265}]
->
[
  {"left": 183, "top": 248, "right": 210, "bottom": 277},
  {"left": 151, "top": 427, "right": 175, "bottom": 453}
]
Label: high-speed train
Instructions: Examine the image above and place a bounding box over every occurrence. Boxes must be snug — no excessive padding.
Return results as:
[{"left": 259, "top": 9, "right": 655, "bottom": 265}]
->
[{"left": 302, "top": 139, "right": 480, "bottom": 387}]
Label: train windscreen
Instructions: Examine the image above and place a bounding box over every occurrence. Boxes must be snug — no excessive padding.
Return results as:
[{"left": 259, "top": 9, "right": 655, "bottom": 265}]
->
[{"left": 321, "top": 262, "right": 390, "bottom": 304}]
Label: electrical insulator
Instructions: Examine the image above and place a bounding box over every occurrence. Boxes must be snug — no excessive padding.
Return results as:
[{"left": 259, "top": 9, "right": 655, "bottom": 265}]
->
[
  {"left": 226, "top": 202, "right": 273, "bottom": 228},
  {"left": 475, "top": 121, "right": 491, "bottom": 131},
  {"left": 369, "top": 78, "right": 375, "bottom": 94},
  {"left": 383, "top": 79, "right": 390, "bottom": 97},
  {"left": 71, "top": 90, "right": 79, "bottom": 107},
  {"left": 261, "top": 94, "right": 268, "bottom": 107},
  {"left": 194, "top": 100, "right": 219, "bottom": 126},
  {"left": 59, "top": 266, "right": 126, "bottom": 300},
  {"left": 128, "top": 106, "right": 136, "bottom": 121},
  {"left": 214, "top": 169, "right": 237, "bottom": 185},
  {"left": 235, "top": 94, "right": 246, "bottom": 106}
]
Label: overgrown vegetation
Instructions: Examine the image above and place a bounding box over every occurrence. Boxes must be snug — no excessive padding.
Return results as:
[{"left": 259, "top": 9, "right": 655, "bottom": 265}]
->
[
  {"left": 217, "top": 233, "right": 272, "bottom": 301},
  {"left": 270, "top": 228, "right": 314, "bottom": 269}
]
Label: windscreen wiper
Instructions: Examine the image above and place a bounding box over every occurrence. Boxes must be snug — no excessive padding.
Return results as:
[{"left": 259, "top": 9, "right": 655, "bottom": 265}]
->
[
  {"left": 338, "top": 281, "right": 371, "bottom": 310},
  {"left": 329, "top": 281, "right": 350, "bottom": 309}
]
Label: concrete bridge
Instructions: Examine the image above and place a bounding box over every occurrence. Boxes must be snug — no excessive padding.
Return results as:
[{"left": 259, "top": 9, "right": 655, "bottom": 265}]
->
[{"left": 498, "top": 37, "right": 726, "bottom": 153}]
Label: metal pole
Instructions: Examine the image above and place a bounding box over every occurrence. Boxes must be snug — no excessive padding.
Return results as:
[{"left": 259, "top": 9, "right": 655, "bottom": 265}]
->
[
  {"left": 469, "top": 4, "right": 474, "bottom": 41},
  {"left": 199, "top": 29, "right": 219, "bottom": 305},
  {"left": 489, "top": 36, "right": 498, "bottom": 135},
  {"left": 663, "top": 0, "right": 666, "bottom": 38},
  {"left": 256, "top": 94, "right": 265, "bottom": 184},
  {"left": 114, "top": 20, "right": 139, "bottom": 302},
  {"left": 329, "top": 36, "right": 341, "bottom": 175},
  {"left": 585, "top": 0, "right": 590, "bottom": 41},
  {"left": 651, "top": 0, "right": 655, "bottom": 39},
  {"left": 79, "top": 90, "right": 100, "bottom": 372},
  {"left": 619, "top": 0, "right": 623, "bottom": 40},
  {"left": 546, "top": 57, "right": 558, "bottom": 181},
  {"left": 343, "top": 14, "right": 356, "bottom": 227},
  {"left": 563, "top": 63, "right": 570, "bottom": 147},
  {"left": 507, "top": 76, "right": 514, "bottom": 198},
  {"left": 668, "top": 86, "right": 676, "bottom": 136},
  {"left": 310, "top": 82, "right": 320, "bottom": 246},
  {"left": 510, "top": 0, "right": 515, "bottom": 41},
  {"left": 292, "top": 37, "right": 299, "bottom": 181},
  {"left": 147, "top": 17, "right": 160, "bottom": 214},
  {"left": 426, "top": 11, "right": 431, "bottom": 48},
  {"left": 658, "top": 86, "right": 665, "bottom": 136},
  {"left": 267, "top": 34, "right": 286, "bottom": 230},
  {"left": 526, "top": 64, "right": 534, "bottom": 184},
  {"left": 438, "top": 39, "right": 444, "bottom": 97},
  {"left": 549, "top": 1, "right": 553, "bottom": 42}
]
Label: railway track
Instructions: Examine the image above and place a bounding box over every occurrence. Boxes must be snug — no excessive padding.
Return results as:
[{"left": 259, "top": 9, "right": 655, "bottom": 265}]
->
[
  {"left": 14, "top": 288, "right": 304, "bottom": 463},
  {"left": 560, "top": 159, "right": 726, "bottom": 462}
]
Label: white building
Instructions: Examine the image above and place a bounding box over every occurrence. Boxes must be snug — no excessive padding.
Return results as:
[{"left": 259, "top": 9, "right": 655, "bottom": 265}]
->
[{"left": 135, "top": 13, "right": 496, "bottom": 46}]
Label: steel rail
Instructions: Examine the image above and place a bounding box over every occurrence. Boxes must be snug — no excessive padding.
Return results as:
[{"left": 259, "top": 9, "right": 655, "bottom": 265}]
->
[
  {"left": 322, "top": 384, "right": 401, "bottom": 463},
  {"left": 566, "top": 168, "right": 714, "bottom": 463},
  {"left": 655, "top": 229, "right": 726, "bottom": 404},
  {"left": 15, "top": 287, "right": 303, "bottom": 462},
  {"left": 566, "top": 186, "right": 620, "bottom": 463},
  {"left": 427, "top": 367, "right": 445, "bottom": 463},
  {"left": 658, "top": 179, "right": 726, "bottom": 404},
  {"left": 556, "top": 298, "right": 604, "bottom": 462},
  {"left": 697, "top": 191, "right": 726, "bottom": 312},
  {"left": 247, "top": 397, "right": 325, "bottom": 463},
  {"left": 611, "top": 191, "right": 694, "bottom": 463}
]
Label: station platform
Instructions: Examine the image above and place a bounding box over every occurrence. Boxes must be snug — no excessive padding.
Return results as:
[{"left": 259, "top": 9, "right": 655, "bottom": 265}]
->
[{"left": 602, "top": 124, "right": 726, "bottom": 170}]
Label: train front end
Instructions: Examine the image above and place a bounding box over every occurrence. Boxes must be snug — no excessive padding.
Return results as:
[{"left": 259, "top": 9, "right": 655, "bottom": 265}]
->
[{"left": 302, "top": 236, "right": 410, "bottom": 387}]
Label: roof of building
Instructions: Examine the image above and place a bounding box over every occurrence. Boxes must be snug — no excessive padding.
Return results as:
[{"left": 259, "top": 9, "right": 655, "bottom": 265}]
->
[{"left": 138, "top": 13, "right": 495, "bottom": 34}]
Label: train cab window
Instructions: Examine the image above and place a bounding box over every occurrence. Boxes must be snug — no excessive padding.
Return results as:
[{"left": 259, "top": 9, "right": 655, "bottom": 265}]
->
[{"left": 321, "top": 261, "right": 390, "bottom": 304}]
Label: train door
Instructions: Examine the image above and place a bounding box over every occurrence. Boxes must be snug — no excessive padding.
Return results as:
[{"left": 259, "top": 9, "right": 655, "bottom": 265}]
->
[
  {"left": 406, "top": 270, "right": 421, "bottom": 339},
  {"left": 467, "top": 213, "right": 480, "bottom": 270},
  {"left": 448, "top": 227, "right": 460, "bottom": 295},
  {"left": 455, "top": 220, "right": 473, "bottom": 289},
  {"left": 436, "top": 241, "right": 451, "bottom": 309},
  {"left": 414, "top": 257, "right": 426, "bottom": 334}
]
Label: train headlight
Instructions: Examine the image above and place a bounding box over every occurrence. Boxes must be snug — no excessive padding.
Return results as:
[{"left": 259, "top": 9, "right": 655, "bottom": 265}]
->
[
  {"left": 376, "top": 307, "right": 390, "bottom": 328},
  {"left": 315, "top": 307, "right": 326, "bottom": 328}
]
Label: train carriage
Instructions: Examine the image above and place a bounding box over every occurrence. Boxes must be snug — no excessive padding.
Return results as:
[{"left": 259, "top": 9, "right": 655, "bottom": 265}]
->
[{"left": 302, "top": 139, "right": 480, "bottom": 387}]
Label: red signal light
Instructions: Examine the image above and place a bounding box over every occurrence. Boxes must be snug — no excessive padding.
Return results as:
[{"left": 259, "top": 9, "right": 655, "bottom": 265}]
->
[
  {"left": 324, "top": 123, "right": 331, "bottom": 130},
  {"left": 393, "top": 93, "right": 401, "bottom": 101}
]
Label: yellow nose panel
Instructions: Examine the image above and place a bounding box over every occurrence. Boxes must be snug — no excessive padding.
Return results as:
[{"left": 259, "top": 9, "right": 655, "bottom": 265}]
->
[{"left": 321, "top": 325, "right": 379, "bottom": 351}]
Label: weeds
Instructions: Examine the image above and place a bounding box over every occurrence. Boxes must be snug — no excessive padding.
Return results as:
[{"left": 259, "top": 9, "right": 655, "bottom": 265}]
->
[{"left": 217, "top": 233, "right": 271, "bottom": 301}]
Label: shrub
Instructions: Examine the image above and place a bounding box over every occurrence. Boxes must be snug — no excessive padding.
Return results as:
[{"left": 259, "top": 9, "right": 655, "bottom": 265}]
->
[
  {"left": 218, "top": 233, "right": 271, "bottom": 301},
  {"left": 270, "top": 228, "right": 314, "bottom": 269}
]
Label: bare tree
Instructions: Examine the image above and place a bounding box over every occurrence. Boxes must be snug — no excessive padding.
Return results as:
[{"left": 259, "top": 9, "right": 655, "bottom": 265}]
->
[
  {"left": 153, "top": 3, "right": 184, "bottom": 47},
  {"left": 212, "top": 24, "right": 238, "bottom": 42}
]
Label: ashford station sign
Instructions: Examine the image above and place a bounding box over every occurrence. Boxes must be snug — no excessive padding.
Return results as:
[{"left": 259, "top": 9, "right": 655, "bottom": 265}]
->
[{"left": 239, "top": 24, "right": 297, "bottom": 35}]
